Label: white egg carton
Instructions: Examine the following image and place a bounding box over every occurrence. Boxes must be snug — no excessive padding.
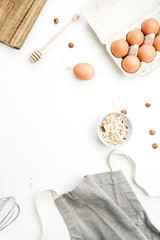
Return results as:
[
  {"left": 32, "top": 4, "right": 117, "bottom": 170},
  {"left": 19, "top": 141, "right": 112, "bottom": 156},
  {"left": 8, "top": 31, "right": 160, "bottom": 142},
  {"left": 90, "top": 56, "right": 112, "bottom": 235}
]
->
[{"left": 83, "top": 0, "right": 160, "bottom": 77}]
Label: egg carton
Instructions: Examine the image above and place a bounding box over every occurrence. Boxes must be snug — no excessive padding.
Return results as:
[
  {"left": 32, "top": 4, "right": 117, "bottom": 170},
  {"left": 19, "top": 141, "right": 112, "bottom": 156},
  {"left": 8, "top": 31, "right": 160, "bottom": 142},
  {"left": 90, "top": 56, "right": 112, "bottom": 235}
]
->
[{"left": 83, "top": 0, "right": 160, "bottom": 77}]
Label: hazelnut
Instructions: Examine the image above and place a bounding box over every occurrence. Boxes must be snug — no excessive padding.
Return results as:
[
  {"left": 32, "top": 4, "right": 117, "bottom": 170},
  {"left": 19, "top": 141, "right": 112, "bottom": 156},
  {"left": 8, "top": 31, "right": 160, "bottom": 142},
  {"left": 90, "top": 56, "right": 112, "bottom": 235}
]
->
[
  {"left": 145, "top": 103, "right": 151, "bottom": 108},
  {"left": 149, "top": 130, "right": 156, "bottom": 135},
  {"left": 101, "top": 126, "right": 105, "bottom": 132},
  {"left": 68, "top": 42, "right": 74, "bottom": 48},
  {"left": 54, "top": 18, "right": 59, "bottom": 24},
  {"left": 121, "top": 109, "right": 127, "bottom": 115},
  {"left": 152, "top": 143, "right": 158, "bottom": 149}
]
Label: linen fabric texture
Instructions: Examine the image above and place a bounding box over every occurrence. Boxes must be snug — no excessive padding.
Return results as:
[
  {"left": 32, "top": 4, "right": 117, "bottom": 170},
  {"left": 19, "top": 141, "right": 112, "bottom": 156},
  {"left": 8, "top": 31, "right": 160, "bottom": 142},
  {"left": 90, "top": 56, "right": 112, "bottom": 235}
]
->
[{"left": 55, "top": 171, "right": 160, "bottom": 240}]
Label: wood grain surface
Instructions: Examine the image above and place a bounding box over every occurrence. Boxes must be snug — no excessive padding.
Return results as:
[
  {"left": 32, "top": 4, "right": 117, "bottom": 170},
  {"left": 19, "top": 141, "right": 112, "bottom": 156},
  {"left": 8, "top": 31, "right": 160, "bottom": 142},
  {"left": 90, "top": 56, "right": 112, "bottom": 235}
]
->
[{"left": 0, "top": 0, "right": 47, "bottom": 49}]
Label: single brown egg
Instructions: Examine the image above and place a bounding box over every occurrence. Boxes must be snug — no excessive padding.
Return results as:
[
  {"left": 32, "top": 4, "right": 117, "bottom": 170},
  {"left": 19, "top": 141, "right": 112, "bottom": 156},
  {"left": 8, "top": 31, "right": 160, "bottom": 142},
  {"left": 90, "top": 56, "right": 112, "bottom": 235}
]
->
[
  {"left": 126, "top": 29, "right": 144, "bottom": 46},
  {"left": 141, "top": 18, "right": 160, "bottom": 35},
  {"left": 153, "top": 35, "right": 160, "bottom": 51},
  {"left": 73, "top": 63, "right": 95, "bottom": 80},
  {"left": 138, "top": 44, "right": 156, "bottom": 63},
  {"left": 111, "top": 39, "right": 129, "bottom": 58},
  {"left": 122, "top": 55, "right": 141, "bottom": 73}
]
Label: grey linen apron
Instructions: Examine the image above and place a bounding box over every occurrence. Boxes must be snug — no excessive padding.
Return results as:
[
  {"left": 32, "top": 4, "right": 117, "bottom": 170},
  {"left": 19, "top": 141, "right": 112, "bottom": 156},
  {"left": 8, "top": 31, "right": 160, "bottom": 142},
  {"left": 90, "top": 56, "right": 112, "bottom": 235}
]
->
[{"left": 54, "top": 170, "right": 160, "bottom": 240}]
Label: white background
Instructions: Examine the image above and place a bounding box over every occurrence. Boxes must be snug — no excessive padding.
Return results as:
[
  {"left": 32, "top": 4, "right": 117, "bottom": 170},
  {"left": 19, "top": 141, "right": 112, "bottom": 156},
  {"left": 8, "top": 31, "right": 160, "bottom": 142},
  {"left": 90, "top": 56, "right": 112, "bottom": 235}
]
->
[{"left": 0, "top": 0, "right": 160, "bottom": 239}]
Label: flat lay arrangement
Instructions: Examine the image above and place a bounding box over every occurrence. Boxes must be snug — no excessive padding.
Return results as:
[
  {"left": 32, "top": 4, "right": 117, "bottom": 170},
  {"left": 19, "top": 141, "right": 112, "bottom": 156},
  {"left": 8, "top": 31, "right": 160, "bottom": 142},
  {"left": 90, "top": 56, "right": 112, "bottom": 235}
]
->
[{"left": 1, "top": 0, "right": 160, "bottom": 240}]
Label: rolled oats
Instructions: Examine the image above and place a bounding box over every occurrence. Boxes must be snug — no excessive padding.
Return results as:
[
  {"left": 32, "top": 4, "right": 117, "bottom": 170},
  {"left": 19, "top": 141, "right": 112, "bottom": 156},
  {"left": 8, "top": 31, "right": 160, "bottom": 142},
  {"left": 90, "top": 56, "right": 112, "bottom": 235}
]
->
[{"left": 99, "top": 114, "right": 128, "bottom": 146}]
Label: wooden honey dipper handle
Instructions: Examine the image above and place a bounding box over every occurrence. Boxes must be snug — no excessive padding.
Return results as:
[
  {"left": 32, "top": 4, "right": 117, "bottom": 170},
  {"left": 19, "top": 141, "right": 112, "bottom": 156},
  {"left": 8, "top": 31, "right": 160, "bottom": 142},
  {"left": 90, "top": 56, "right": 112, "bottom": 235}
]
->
[
  {"left": 30, "top": 14, "right": 79, "bottom": 63},
  {"left": 41, "top": 14, "right": 79, "bottom": 52}
]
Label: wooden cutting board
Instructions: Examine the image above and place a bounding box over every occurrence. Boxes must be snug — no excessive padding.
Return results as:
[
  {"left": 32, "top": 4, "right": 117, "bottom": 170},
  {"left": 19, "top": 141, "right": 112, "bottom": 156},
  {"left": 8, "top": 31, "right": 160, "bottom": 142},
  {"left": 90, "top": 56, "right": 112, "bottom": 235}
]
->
[{"left": 0, "top": 0, "right": 47, "bottom": 49}]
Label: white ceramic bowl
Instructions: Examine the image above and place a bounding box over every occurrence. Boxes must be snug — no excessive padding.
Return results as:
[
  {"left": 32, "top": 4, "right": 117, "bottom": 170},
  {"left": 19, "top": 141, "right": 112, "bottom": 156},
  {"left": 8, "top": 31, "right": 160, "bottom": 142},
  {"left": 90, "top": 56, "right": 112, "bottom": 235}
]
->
[{"left": 98, "top": 112, "right": 132, "bottom": 147}]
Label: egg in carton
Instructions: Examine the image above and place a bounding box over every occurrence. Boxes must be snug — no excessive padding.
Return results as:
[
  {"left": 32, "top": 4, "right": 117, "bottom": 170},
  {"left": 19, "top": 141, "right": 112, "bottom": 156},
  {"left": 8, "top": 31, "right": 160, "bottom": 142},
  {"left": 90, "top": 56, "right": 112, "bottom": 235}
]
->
[{"left": 83, "top": 0, "right": 160, "bottom": 77}]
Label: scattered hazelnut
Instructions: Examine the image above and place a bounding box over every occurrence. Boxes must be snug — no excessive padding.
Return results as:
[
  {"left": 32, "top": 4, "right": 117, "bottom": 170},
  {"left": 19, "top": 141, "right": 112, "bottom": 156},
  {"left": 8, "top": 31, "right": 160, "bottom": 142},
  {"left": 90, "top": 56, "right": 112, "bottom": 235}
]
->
[
  {"left": 54, "top": 18, "right": 59, "bottom": 24},
  {"left": 145, "top": 103, "right": 151, "bottom": 108},
  {"left": 149, "top": 130, "right": 156, "bottom": 135},
  {"left": 152, "top": 143, "right": 158, "bottom": 149},
  {"left": 68, "top": 42, "right": 74, "bottom": 48},
  {"left": 121, "top": 109, "right": 127, "bottom": 115}
]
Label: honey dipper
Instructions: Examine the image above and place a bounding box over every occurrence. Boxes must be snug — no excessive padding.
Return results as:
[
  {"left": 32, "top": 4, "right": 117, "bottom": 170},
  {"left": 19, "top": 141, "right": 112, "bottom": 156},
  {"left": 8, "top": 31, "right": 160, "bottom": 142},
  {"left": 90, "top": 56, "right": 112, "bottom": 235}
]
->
[{"left": 30, "top": 14, "right": 79, "bottom": 63}]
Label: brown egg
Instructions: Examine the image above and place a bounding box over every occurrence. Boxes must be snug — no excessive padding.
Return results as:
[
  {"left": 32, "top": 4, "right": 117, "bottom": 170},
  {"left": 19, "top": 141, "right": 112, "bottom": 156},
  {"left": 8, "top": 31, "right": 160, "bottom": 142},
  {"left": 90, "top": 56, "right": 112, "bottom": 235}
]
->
[
  {"left": 141, "top": 18, "right": 160, "bottom": 35},
  {"left": 73, "top": 63, "right": 95, "bottom": 80},
  {"left": 122, "top": 55, "right": 141, "bottom": 73},
  {"left": 111, "top": 39, "right": 129, "bottom": 58},
  {"left": 126, "top": 29, "right": 144, "bottom": 46},
  {"left": 153, "top": 35, "right": 160, "bottom": 51},
  {"left": 138, "top": 44, "right": 156, "bottom": 63}
]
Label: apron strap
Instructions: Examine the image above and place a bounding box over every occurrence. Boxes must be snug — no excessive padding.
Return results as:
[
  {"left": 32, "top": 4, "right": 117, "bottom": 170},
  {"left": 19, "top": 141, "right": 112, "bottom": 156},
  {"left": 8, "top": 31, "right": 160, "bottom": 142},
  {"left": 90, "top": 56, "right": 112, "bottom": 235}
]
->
[
  {"left": 108, "top": 149, "right": 160, "bottom": 197},
  {"left": 35, "top": 187, "right": 60, "bottom": 240}
]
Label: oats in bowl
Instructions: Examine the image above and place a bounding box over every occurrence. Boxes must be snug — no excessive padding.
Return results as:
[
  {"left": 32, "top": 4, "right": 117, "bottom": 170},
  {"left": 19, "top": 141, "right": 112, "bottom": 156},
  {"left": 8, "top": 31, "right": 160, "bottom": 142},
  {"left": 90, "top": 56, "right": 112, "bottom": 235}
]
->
[{"left": 98, "top": 113, "right": 132, "bottom": 147}]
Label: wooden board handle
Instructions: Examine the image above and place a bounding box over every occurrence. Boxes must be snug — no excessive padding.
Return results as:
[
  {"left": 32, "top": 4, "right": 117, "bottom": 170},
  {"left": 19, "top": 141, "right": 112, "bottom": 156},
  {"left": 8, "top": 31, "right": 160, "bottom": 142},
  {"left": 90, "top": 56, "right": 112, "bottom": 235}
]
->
[{"left": 0, "top": 0, "right": 47, "bottom": 49}]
